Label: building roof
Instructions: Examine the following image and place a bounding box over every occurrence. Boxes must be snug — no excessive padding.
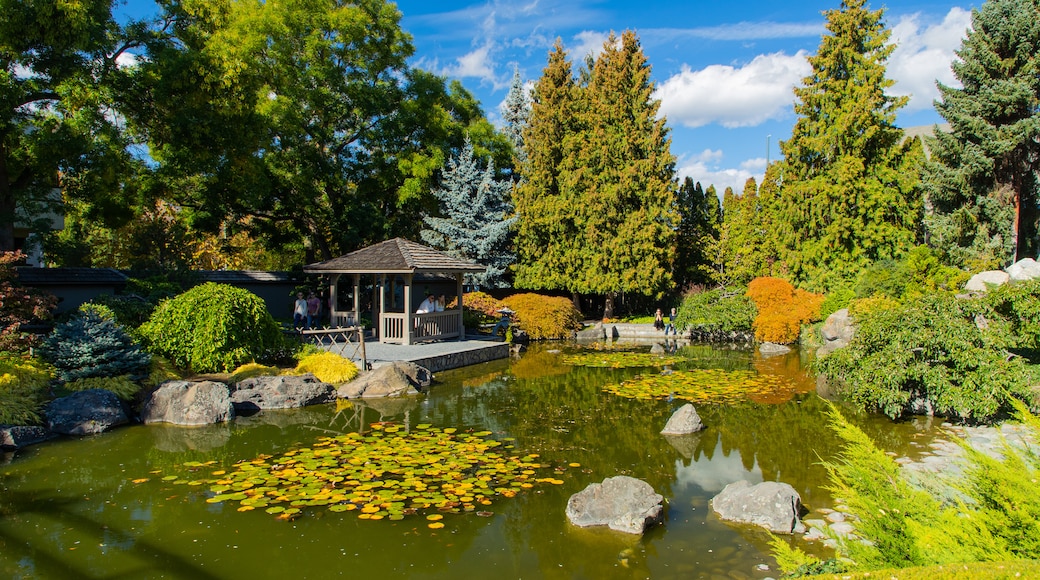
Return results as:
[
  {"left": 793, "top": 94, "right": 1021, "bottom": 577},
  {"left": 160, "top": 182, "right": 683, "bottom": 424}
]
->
[
  {"left": 304, "top": 238, "right": 485, "bottom": 275},
  {"left": 16, "top": 267, "right": 128, "bottom": 286},
  {"left": 195, "top": 270, "right": 302, "bottom": 284}
]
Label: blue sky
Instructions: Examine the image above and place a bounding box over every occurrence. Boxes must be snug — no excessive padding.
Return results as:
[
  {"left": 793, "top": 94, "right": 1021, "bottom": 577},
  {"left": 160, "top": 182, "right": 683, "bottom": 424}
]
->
[{"left": 118, "top": 0, "right": 977, "bottom": 194}]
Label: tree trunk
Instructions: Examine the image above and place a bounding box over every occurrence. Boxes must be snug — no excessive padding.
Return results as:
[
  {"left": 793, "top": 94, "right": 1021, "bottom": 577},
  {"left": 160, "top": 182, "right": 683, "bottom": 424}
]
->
[{"left": 603, "top": 292, "right": 616, "bottom": 320}]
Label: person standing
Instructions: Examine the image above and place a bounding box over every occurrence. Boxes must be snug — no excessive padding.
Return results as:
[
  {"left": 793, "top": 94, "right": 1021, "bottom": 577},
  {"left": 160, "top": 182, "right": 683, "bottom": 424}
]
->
[
  {"left": 306, "top": 291, "right": 322, "bottom": 329},
  {"left": 293, "top": 292, "right": 308, "bottom": 329},
  {"left": 665, "top": 307, "right": 677, "bottom": 335}
]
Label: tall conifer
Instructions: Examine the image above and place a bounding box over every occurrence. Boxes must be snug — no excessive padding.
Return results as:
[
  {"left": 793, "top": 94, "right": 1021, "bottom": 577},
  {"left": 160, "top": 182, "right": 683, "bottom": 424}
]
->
[
  {"left": 502, "top": 67, "right": 530, "bottom": 169},
  {"left": 921, "top": 0, "right": 1040, "bottom": 268},
  {"left": 513, "top": 40, "right": 579, "bottom": 291},
  {"left": 777, "top": 0, "right": 922, "bottom": 290},
  {"left": 567, "top": 31, "right": 677, "bottom": 313},
  {"left": 421, "top": 138, "right": 515, "bottom": 288},
  {"left": 675, "top": 177, "right": 721, "bottom": 288}
]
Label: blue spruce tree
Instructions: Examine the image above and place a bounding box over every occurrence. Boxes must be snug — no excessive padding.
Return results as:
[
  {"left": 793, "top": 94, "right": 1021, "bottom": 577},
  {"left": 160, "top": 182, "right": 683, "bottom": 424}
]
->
[
  {"left": 502, "top": 67, "right": 530, "bottom": 170},
  {"left": 422, "top": 138, "right": 516, "bottom": 288}
]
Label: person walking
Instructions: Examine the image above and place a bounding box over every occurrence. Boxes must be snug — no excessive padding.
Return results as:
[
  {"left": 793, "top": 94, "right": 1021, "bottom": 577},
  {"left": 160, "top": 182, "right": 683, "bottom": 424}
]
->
[{"left": 306, "top": 292, "right": 322, "bottom": 329}]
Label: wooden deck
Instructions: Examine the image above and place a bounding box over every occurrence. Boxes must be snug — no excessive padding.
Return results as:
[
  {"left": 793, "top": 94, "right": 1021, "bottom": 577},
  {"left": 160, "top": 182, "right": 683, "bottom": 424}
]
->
[{"left": 321, "top": 334, "right": 509, "bottom": 372}]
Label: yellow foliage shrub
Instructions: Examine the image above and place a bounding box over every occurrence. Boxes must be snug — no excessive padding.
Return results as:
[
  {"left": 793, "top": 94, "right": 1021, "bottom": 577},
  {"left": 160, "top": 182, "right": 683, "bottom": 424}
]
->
[
  {"left": 229, "top": 362, "right": 280, "bottom": 384},
  {"left": 450, "top": 291, "right": 504, "bottom": 318},
  {"left": 291, "top": 351, "right": 359, "bottom": 384},
  {"left": 501, "top": 293, "right": 583, "bottom": 340},
  {"left": 746, "top": 277, "right": 824, "bottom": 344}
]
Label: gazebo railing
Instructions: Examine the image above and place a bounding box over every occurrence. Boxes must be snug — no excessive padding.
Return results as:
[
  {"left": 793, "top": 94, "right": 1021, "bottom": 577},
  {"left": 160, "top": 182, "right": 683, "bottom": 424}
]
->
[
  {"left": 380, "top": 311, "right": 461, "bottom": 344},
  {"left": 332, "top": 310, "right": 357, "bottom": 327}
]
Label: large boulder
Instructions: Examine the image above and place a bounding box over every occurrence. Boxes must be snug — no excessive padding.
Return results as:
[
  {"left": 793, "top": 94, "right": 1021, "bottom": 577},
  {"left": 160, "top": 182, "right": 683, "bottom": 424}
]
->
[
  {"left": 817, "top": 308, "right": 856, "bottom": 357},
  {"left": 1, "top": 425, "right": 56, "bottom": 450},
  {"left": 711, "top": 480, "right": 804, "bottom": 534},
  {"left": 565, "top": 475, "right": 664, "bottom": 534},
  {"left": 230, "top": 374, "right": 335, "bottom": 412},
  {"left": 661, "top": 403, "right": 705, "bottom": 435},
  {"left": 45, "top": 389, "right": 129, "bottom": 435},
  {"left": 965, "top": 270, "right": 1010, "bottom": 292},
  {"left": 338, "top": 362, "right": 432, "bottom": 399},
  {"left": 141, "top": 380, "right": 234, "bottom": 426},
  {"left": 1007, "top": 258, "right": 1040, "bottom": 282}
]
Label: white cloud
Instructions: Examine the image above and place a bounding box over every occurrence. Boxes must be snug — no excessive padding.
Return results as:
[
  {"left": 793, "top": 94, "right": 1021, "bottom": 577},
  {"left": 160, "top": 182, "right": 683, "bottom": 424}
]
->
[
  {"left": 888, "top": 8, "right": 971, "bottom": 112},
  {"left": 569, "top": 30, "right": 612, "bottom": 60},
  {"left": 654, "top": 50, "right": 810, "bottom": 129},
  {"left": 644, "top": 21, "right": 825, "bottom": 43},
  {"left": 676, "top": 149, "right": 763, "bottom": 195}
]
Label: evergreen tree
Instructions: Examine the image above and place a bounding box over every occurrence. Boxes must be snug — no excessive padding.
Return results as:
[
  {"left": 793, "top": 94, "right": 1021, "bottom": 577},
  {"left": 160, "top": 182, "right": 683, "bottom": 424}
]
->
[
  {"left": 502, "top": 66, "right": 530, "bottom": 170},
  {"left": 718, "top": 178, "right": 770, "bottom": 285},
  {"left": 921, "top": 0, "right": 1040, "bottom": 269},
  {"left": 675, "top": 177, "right": 721, "bottom": 289},
  {"left": 776, "top": 0, "right": 922, "bottom": 291},
  {"left": 514, "top": 40, "right": 581, "bottom": 291},
  {"left": 421, "top": 138, "right": 516, "bottom": 288},
  {"left": 565, "top": 31, "right": 677, "bottom": 315}
]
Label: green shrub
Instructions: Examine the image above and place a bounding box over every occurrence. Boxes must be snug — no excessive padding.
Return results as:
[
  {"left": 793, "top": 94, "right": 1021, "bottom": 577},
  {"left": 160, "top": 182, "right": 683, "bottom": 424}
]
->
[
  {"left": 820, "top": 287, "right": 855, "bottom": 320},
  {"left": 674, "top": 287, "right": 756, "bottom": 340},
  {"left": 984, "top": 279, "right": 1040, "bottom": 351},
  {"left": 139, "top": 282, "right": 287, "bottom": 373},
  {"left": 815, "top": 293, "right": 1031, "bottom": 422},
  {"left": 854, "top": 246, "right": 969, "bottom": 302},
  {"left": 1, "top": 251, "right": 57, "bottom": 353},
  {"left": 141, "top": 356, "right": 183, "bottom": 389},
  {"left": 89, "top": 293, "right": 156, "bottom": 330},
  {"left": 61, "top": 375, "right": 141, "bottom": 401},
  {"left": 290, "top": 351, "right": 358, "bottom": 384},
  {"left": 500, "top": 293, "right": 583, "bottom": 340},
  {"left": 0, "top": 355, "right": 53, "bottom": 425},
  {"left": 776, "top": 403, "right": 1040, "bottom": 573},
  {"left": 229, "top": 362, "right": 280, "bottom": 384},
  {"left": 39, "top": 311, "right": 152, "bottom": 383}
]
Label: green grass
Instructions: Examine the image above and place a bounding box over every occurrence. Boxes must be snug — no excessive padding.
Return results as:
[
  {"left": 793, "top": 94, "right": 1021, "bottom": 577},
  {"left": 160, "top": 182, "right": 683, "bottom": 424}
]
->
[{"left": 820, "top": 560, "right": 1040, "bottom": 579}]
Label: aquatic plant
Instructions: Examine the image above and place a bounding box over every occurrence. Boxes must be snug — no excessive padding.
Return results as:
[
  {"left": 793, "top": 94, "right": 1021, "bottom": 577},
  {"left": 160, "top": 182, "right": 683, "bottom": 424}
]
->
[
  {"left": 144, "top": 423, "right": 565, "bottom": 523},
  {"left": 561, "top": 351, "right": 683, "bottom": 369},
  {"left": 605, "top": 368, "right": 799, "bottom": 405}
]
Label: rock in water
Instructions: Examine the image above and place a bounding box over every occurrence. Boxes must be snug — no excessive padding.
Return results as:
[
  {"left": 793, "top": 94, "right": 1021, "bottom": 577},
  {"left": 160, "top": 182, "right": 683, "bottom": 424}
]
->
[
  {"left": 661, "top": 403, "right": 705, "bottom": 435},
  {"left": 566, "top": 475, "right": 664, "bottom": 534},
  {"left": 231, "top": 374, "right": 335, "bottom": 412},
  {"left": 711, "top": 480, "right": 803, "bottom": 534},
  {"left": 141, "top": 381, "right": 235, "bottom": 426},
  {"left": 45, "top": 389, "right": 129, "bottom": 435},
  {"left": 337, "top": 362, "right": 432, "bottom": 399}
]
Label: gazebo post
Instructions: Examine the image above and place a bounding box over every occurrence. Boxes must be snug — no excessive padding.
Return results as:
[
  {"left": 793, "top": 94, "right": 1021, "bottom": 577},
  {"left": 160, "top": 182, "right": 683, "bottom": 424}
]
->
[
  {"left": 352, "top": 273, "right": 360, "bottom": 326},
  {"left": 456, "top": 273, "right": 464, "bottom": 340},
  {"left": 378, "top": 274, "right": 386, "bottom": 340},
  {"left": 403, "top": 273, "right": 414, "bottom": 345},
  {"left": 329, "top": 274, "right": 340, "bottom": 324}
]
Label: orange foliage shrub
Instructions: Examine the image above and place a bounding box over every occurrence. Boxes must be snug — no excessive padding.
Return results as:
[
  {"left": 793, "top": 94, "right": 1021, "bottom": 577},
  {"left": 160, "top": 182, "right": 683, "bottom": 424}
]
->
[
  {"left": 746, "top": 277, "right": 824, "bottom": 344},
  {"left": 501, "top": 293, "right": 583, "bottom": 340},
  {"left": 450, "top": 291, "right": 504, "bottom": 318}
]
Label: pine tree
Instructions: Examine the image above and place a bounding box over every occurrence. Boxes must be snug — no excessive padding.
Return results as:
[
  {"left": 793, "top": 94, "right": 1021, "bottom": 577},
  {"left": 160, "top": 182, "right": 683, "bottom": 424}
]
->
[
  {"left": 718, "top": 178, "right": 770, "bottom": 286},
  {"left": 421, "top": 138, "right": 516, "bottom": 288},
  {"left": 921, "top": 0, "right": 1040, "bottom": 269},
  {"left": 502, "top": 66, "right": 530, "bottom": 170},
  {"left": 514, "top": 40, "right": 581, "bottom": 292},
  {"left": 675, "top": 177, "right": 721, "bottom": 289},
  {"left": 777, "top": 0, "right": 923, "bottom": 291}
]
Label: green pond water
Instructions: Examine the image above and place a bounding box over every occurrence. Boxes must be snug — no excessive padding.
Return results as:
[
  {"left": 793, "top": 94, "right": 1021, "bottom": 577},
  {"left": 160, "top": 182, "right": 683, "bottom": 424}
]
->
[{"left": 1, "top": 344, "right": 944, "bottom": 579}]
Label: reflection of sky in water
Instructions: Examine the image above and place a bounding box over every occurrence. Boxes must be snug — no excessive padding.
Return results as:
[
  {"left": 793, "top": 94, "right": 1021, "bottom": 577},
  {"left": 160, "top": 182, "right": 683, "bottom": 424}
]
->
[{"left": 672, "top": 440, "right": 763, "bottom": 494}]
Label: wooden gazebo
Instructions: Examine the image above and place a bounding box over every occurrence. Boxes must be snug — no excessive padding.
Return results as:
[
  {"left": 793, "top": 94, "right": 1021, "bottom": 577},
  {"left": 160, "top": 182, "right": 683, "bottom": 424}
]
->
[{"left": 304, "top": 238, "right": 485, "bottom": 345}]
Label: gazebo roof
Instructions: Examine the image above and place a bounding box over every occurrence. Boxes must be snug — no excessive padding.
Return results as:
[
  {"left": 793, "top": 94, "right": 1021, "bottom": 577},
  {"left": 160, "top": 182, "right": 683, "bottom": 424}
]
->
[{"left": 303, "top": 238, "right": 486, "bottom": 275}]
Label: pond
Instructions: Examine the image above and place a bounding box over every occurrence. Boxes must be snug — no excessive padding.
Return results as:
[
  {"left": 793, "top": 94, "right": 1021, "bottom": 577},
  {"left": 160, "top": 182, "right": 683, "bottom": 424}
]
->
[{"left": 0, "top": 343, "right": 944, "bottom": 579}]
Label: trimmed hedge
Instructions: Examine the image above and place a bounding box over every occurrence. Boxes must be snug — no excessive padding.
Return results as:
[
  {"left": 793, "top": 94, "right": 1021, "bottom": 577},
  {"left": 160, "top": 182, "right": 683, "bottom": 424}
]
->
[{"left": 139, "top": 283, "right": 288, "bottom": 373}]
